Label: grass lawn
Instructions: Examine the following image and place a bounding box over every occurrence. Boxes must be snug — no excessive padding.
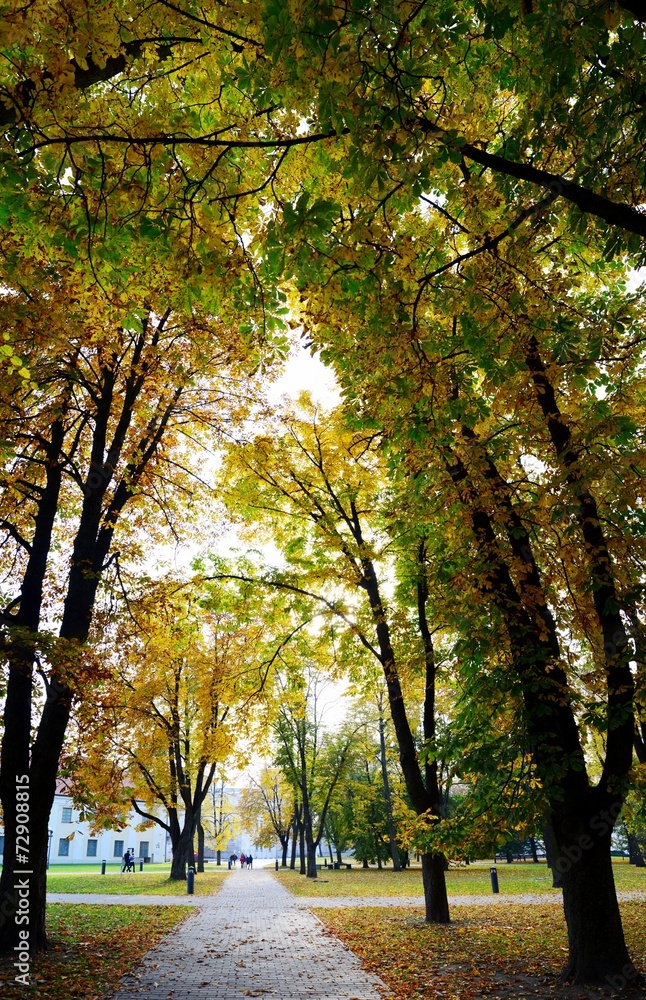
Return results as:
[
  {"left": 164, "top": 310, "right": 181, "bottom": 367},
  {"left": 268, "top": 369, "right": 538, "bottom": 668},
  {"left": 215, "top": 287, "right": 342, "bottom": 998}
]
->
[
  {"left": 0, "top": 904, "right": 188, "bottom": 1000},
  {"left": 274, "top": 860, "right": 646, "bottom": 897},
  {"left": 316, "top": 900, "right": 646, "bottom": 999},
  {"left": 47, "top": 867, "right": 230, "bottom": 895}
]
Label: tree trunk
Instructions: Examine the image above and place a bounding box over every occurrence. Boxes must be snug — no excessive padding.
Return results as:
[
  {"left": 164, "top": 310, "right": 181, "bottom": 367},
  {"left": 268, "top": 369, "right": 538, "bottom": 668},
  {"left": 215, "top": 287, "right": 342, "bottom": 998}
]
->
[
  {"left": 559, "top": 834, "right": 634, "bottom": 985},
  {"left": 378, "top": 710, "right": 401, "bottom": 870},
  {"left": 362, "top": 858, "right": 369, "bottom": 869},
  {"left": 543, "top": 822, "right": 563, "bottom": 888},
  {"left": 170, "top": 823, "right": 195, "bottom": 880},
  {"left": 281, "top": 834, "right": 289, "bottom": 867},
  {"left": 627, "top": 832, "right": 645, "bottom": 868},
  {"left": 306, "top": 834, "right": 318, "bottom": 879},
  {"left": 217, "top": 848, "right": 221, "bottom": 865},
  {"left": 299, "top": 821, "right": 306, "bottom": 875},
  {"left": 290, "top": 819, "right": 298, "bottom": 870},
  {"left": 529, "top": 836, "right": 539, "bottom": 863},
  {"left": 197, "top": 819, "right": 205, "bottom": 873},
  {"left": 422, "top": 853, "right": 450, "bottom": 924},
  {"left": 374, "top": 830, "right": 383, "bottom": 869}
]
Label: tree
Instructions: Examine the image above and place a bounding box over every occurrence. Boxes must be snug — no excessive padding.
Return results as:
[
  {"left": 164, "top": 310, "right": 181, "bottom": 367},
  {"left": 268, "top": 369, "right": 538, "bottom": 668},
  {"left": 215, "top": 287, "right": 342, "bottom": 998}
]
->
[
  {"left": 0, "top": 262, "right": 258, "bottom": 949},
  {"left": 239, "top": 768, "right": 295, "bottom": 867},
  {"left": 67, "top": 579, "right": 270, "bottom": 878},
  {"left": 268, "top": 202, "right": 646, "bottom": 981},
  {"left": 271, "top": 665, "right": 355, "bottom": 879},
  {"left": 222, "top": 402, "right": 451, "bottom": 919},
  {"left": 203, "top": 778, "right": 239, "bottom": 865}
]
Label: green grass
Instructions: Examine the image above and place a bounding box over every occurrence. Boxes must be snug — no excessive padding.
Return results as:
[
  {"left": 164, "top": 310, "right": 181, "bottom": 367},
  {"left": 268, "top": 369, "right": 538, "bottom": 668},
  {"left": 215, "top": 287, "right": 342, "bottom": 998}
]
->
[
  {"left": 274, "top": 859, "right": 646, "bottom": 897},
  {"left": 317, "top": 900, "right": 646, "bottom": 999},
  {"left": 45, "top": 860, "right": 226, "bottom": 875},
  {"left": 0, "top": 904, "right": 188, "bottom": 1000},
  {"left": 47, "top": 867, "right": 230, "bottom": 895}
]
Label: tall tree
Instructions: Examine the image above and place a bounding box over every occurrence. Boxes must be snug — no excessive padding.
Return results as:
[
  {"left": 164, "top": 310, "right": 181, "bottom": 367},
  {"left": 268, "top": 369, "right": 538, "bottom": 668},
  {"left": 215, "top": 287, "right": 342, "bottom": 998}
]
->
[
  {"left": 67, "top": 579, "right": 269, "bottom": 878},
  {"left": 0, "top": 263, "right": 257, "bottom": 950},
  {"left": 239, "top": 769, "right": 295, "bottom": 867},
  {"left": 222, "top": 403, "right": 451, "bottom": 920},
  {"left": 272, "top": 665, "right": 355, "bottom": 879}
]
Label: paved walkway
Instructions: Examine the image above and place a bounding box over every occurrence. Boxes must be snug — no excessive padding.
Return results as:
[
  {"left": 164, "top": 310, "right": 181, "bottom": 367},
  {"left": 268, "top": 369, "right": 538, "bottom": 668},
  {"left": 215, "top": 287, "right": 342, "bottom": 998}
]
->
[
  {"left": 109, "top": 868, "right": 389, "bottom": 1000},
  {"left": 47, "top": 889, "right": 646, "bottom": 907},
  {"left": 48, "top": 893, "right": 199, "bottom": 905},
  {"left": 297, "top": 890, "right": 646, "bottom": 908}
]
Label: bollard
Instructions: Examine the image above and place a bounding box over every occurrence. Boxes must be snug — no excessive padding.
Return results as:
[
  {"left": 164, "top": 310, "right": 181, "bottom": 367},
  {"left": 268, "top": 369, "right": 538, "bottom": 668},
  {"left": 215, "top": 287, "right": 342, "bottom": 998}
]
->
[
  {"left": 187, "top": 866, "right": 195, "bottom": 895},
  {"left": 101, "top": 860, "right": 106, "bottom": 875},
  {"left": 490, "top": 866, "right": 499, "bottom": 894},
  {"left": 228, "top": 859, "right": 231, "bottom": 870},
  {"left": 275, "top": 859, "right": 279, "bottom": 871}
]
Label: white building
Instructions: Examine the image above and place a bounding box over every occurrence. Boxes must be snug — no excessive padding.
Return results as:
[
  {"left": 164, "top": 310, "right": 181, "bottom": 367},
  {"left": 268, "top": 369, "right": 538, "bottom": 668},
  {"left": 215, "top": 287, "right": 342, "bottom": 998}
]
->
[{"left": 0, "top": 781, "right": 170, "bottom": 866}]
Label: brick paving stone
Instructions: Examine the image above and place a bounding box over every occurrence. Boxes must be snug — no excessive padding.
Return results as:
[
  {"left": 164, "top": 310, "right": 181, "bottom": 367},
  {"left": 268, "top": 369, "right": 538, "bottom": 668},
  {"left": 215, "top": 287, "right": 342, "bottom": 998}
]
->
[{"left": 109, "top": 868, "right": 389, "bottom": 1000}]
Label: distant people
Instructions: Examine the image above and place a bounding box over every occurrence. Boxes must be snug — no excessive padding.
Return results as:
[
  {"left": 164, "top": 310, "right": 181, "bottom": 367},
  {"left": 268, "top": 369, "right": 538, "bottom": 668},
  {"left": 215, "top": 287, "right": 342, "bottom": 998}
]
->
[
  {"left": 239, "top": 852, "right": 246, "bottom": 868},
  {"left": 121, "top": 849, "right": 132, "bottom": 873},
  {"left": 229, "top": 853, "right": 236, "bottom": 868},
  {"left": 246, "top": 854, "right": 253, "bottom": 869}
]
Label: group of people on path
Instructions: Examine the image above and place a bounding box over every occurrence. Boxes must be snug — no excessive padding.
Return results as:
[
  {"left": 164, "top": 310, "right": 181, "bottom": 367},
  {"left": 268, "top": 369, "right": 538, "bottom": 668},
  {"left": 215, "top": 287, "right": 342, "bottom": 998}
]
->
[
  {"left": 229, "top": 852, "right": 253, "bottom": 868},
  {"left": 121, "top": 849, "right": 135, "bottom": 873}
]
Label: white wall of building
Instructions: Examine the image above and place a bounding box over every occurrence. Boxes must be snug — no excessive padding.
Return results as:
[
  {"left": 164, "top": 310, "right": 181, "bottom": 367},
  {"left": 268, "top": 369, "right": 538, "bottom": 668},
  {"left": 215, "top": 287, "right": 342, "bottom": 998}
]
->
[{"left": 1, "top": 793, "right": 169, "bottom": 865}]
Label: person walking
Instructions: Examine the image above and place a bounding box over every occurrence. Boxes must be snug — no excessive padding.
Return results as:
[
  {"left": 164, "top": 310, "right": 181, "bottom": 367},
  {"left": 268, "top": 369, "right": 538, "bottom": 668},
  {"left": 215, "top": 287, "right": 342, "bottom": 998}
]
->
[
  {"left": 239, "top": 852, "right": 246, "bottom": 869},
  {"left": 121, "top": 849, "right": 132, "bottom": 874},
  {"left": 246, "top": 853, "right": 253, "bottom": 869}
]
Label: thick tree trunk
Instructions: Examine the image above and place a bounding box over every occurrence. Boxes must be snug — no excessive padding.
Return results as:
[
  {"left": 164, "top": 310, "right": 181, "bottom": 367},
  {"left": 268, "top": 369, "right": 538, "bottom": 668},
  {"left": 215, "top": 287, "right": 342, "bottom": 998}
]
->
[
  {"left": 216, "top": 848, "right": 221, "bottom": 865},
  {"left": 422, "top": 852, "right": 450, "bottom": 924},
  {"left": 558, "top": 833, "right": 634, "bottom": 985},
  {"left": 170, "top": 823, "right": 195, "bottom": 880},
  {"left": 197, "top": 820, "right": 205, "bottom": 873},
  {"left": 290, "top": 821, "right": 298, "bottom": 870},
  {"left": 529, "top": 837, "right": 539, "bottom": 863},
  {"left": 281, "top": 834, "right": 289, "bottom": 867},
  {"left": 305, "top": 834, "right": 318, "bottom": 879},
  {"left": 543, "top": 822, "right": 563, "bottom": 888}
]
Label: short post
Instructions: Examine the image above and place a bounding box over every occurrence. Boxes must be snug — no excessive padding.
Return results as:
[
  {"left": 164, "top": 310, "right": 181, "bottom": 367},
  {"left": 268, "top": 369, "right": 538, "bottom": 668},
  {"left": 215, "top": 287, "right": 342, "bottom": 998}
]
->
[
  {"left": 101, "top": 860, "right": 106, "bottom": 875},
  {"left": 187, "top": 865, "right": 195, "bottom": 895},
  {"left": 275, "top": 859, "right": 279, "bottom": 871},
  {"left": 139, "top": 860, "right": 144, "bottom": 872},
  {"left": 228, "top": 859, "right": 231, "bottom": 870},
  {"left": 490, "top": 866, "right": 499, "bottom": 894}
]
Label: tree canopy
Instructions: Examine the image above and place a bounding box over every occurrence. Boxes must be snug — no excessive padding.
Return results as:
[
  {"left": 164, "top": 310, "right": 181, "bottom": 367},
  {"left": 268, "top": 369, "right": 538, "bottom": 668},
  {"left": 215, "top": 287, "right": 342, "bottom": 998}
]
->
[{"left": 1, "top": 0, "right": 646, "bottom": 985}]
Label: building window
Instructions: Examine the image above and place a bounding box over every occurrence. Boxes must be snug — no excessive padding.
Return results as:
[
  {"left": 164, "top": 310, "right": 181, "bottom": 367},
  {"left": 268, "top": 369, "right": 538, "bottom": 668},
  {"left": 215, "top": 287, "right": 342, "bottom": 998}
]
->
[
  {"left": 58, "top": 838, "right": 70, "bottom": 857},
  {"left": 139, "top": 841, "right": 149, "bottom": 860},
  {"left": 0, "top": 835, "right": 4, "bottom": 856},
  {"left": 87, "top": 839, "right": 97, "bottom": 857},
  {"left": 114, "top": 840, "right": 124, "bottom": 858},
  {"left": 61, "top": 807, "right": 73, "bottom": 823}
]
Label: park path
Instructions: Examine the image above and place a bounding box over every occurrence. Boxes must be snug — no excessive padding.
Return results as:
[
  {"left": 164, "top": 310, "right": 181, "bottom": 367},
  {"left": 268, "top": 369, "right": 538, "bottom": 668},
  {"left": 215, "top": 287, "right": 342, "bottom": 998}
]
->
[
  {"left": 46, "top": 888, "right": 646, "bottom": 907},
  {"left": 108, "top": 867, "right": 389, "bottom": 1000}
]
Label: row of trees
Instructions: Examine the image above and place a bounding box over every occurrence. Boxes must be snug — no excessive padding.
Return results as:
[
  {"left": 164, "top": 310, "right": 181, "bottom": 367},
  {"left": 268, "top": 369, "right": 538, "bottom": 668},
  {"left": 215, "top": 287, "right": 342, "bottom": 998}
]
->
[{"left": 1, "top": 0, "right": 646, "bottom": 985}]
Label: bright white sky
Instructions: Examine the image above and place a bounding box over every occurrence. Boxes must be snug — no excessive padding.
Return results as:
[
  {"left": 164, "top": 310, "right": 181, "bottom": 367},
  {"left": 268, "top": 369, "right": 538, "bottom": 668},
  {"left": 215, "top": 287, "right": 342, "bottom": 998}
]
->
[{"left": 264, "top": 342, "right": 341, "bottom": 407}]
